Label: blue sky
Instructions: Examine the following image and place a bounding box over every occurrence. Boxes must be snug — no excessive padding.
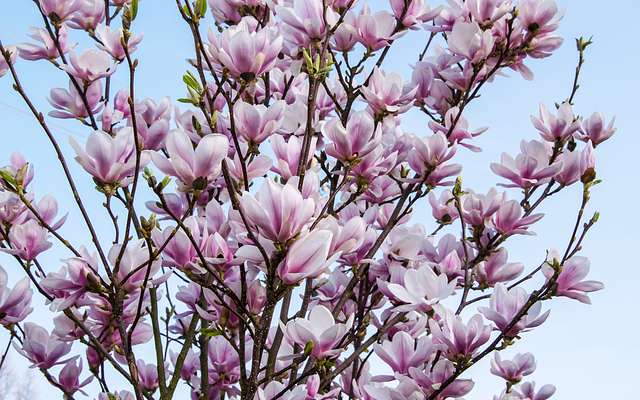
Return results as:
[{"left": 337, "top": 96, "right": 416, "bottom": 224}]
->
[{"left": 0, "top": 0, "right": 637, "bottom": 399}]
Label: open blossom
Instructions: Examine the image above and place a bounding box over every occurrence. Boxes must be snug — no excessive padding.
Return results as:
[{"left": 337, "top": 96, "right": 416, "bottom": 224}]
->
[
  {"left": 518, "top": 0, "right": 565, "bottom": 33},
  {"left": 461, "top": 188, "right": 507, "bottom": 227},
  {"left": 1, "top": 220, "right": 52, "bottom": 260},
  {"left": 95, "top": 26, "right": 143, "bottom": 61},
  {"left": 0, "top": 265, "right": 33, "bottom": 326},
  {"left": 0, "top": 45, "right": 18, "bottom": 78},
  {"left": 233, "top": 100, "right": 286, "bottom": 143},
  {"left": 67, "top": 0, "right": 105, "bottom": 31},
  {"left": 491, "top": 352, "right": 537, "bottom": 383},
  {"left": 448, "top": 21, "right": 496, "bottom": 64},
  {"left": 542, "top": 252, "right": 604, "bottom": 304},
  {"left": 282, "top": 305, "right": 354, "bottom": 359},
  {"left": 467, "top": 0, "right": 512, "bottom": 25},
  {"left": 150, "top": 129, "right": 229, "bottom": 191},
  {"left": 14, "top": 322, "right": 75, "bottom": 369},
  {"left": 428, "top": 106, "right": 488, "bottom": 152},
  {"left": 361, "top": 67, "right": 417, "bottom": 115},
  {"left": 70, "top": 128, "right": 150, "bottom": 187},
  {"left": 17, "top": 24, "right": 74, "bottom": 61},
  {"left": 322, "top": 111, "right": 381, "bottom": 162},
  {"left": 491, "top": 200, "right": 544, "bottom": 236},
  {"left": 553, "top": 141, "right": 594, "bottom": 186},
  {"left": 39, "top": 0, "right": 85, "bottom": 21},
  {"left": 48, "top": 78, "right": 103, "bottom": 119},
  {"left": 478, "top": 283, "right": 550, "bottom": 337},
  {"left": 491, "top": 139, "right": 563, "bottom": 188},
  {"left": 476, "top": 247, "right": 524, "bottom": 287},
  {"left": 275, "top": 0, "right": 334, "bottom": 44},
  {"left": 390, "top": 0, "right": 443, "bottom": 28},
  {"left": 351, "top": 5, "right": 406, "bottom": 50},
  {"left": 59, "top": 49, "right": 117, "bottom": 81},
  {"left": 407, "top": 131, "right": 457, "bottom": 177},
  {"left": 374, "top": 331, "right": 435, "bottom": 375},
  {"left": 207, "top": 21, "right": 282, "bottom": 81},
  {"left": 514, "top": 381, "right": 556, "bottom": 400},
  {"left": 531, "top": 102, "right": 581, "bottom": 142},
  {"left": 56, "top": 359, "right": 93, "bottom": 395},
  {"left": 277, "top": 229, "right": 342, "bottom": 285},
  {"left": 429, "top": 309, "right": 492, "bottom": 361},
  {"left": 240, "top": 178, "right": 315, "bottom": 243},
  {"left": 575, "top": 111, "right": 616, "bottom": 146},
  {"left": 270, "top": 135, "right": 316, "bottom": 180},
  {"left": 408, "top": 360, "right": 475, "bottom": 399}
]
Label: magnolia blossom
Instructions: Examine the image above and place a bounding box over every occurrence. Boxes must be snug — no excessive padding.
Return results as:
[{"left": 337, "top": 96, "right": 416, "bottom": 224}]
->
[
  {"left": 39, "top": 0, "right": 84, "bottom": 21},
  {"left": 381, "top": 263, "right": 456, "bottom": 313},
  {"left": 59, "top": 49, "right": 116, "bottom": 81},
  {"left": 351, "top": 6, "right": 406, "bottom": 50},
  {"left": 48, "top": 78, "right": 103, "bottom": 119},
  {"left": 0, "top": 45, "right": 18, "bottom": 78},
  {"left": 322, "top": 111, "right": 381, "bottom": 162},
  {"left": 374, "top": 331, "right": 434, "bottom": 375},
  {"left": 282, "top": 305, "right": 354, "bottom": 359},
  {"left": 575, "top": 111, "right": 616, "bottom": 146},
  {"left": 542, "top": 253, "right": 604, "bottom": 304},
  {"left": 150, "top": 129, "right": 229, "bottom": 191},
  {"left": 490, "top": 352, "right": 537, "bottom": 383},
  {"left": 361, "top": 67, "right": 417, "bottom": 115},
  {"left": 70, "top": 128, "right": 150, "bottom": 187},
  {"left": 17, "top": 24, "right": 74, "bottom": 61},
  {"left": 0, "top": 265, "right": 33, "bottom": 326},
  {"left": 448, "top": 21, "right": 496, "bottom": 64},
  {"left": 491, "top": 200, "right": 544, "bottom": 236},
  {"left": 55, "top": 359, "right": 93, "bottom": 395},
  {"left": 531, "top": 102, "right": 582, "bottom": 142},
  {"left": 1, "top": 220, "right": 52, "bottom": 260},
  {"left": 491, "top": 139, "right": 563, "bottom": 188},
  {"left": 233, "top": 100, "right": 286, "bottom": 143},
  {"left": 277, "top": 229, "right": 341, "bottom": 285},
  {"left": 67, "top": 0, "right": 105, "bottom": 30},
  {"left": 429, "top": 309, "right": 492, "bottom": 361},
  {"left": 13, "top": 322, "right": 75, "bottom": 369},
  {"left": 95, "top": 26, "right": 143, "bottom": 61}
]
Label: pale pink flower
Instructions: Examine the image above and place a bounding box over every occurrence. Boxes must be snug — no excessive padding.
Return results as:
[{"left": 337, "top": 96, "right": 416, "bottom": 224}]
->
[
  {"left": 531, "top": 102, "right": 581, "bottom": 142},
  {"left": 428, "top": 106, "right": 488, "bottom": 152},
  {"left": 351, "top": 4, "right": 406, "bottom": 50},
  {"left": 448, "top": 21, "right": 496, "bottom": 63},
  {"left": 460, "top": 188, "right": 507, "bottom": 226},
  {"left": 374, "top": 331, "right": 434, "bottom": 375},
  {"left": 476, "top": 248, "right": 524, "bottom": 287},
  {"left": 270, "top": 134, "right": 316, "bottom": 180},
  {"left": 95, "top": 25, "right": 143, "bottom": 61},
  {"left": 490, "top": 352, "right": 537, "bottom": 383},
  {"left": 382, "top": 263, "right": 456, "bottom": 313},
  {"left": 574, "top": 111, "right": 616, "bottom": 146},
  {"left": 55, "top": 359, "right": 93, "bottom": 395},
  {"left": 490, "top": 139, "right": 563, "bottom": 188},
  {"left": 407, "top": 132, "right": 457, "bottom": 177},
  {"left": 59, "top": 49, "right": 116, "bottom": 81},
  {"left": 13, "top": 322, "right": 76, "bottom": 369},
  {"left": 0, "top": 265, "right": 33, "bottom": 326},
  {"left": 17, "top": 24, "right": 74, "bottom": 61},
  {"left": 361, "top": 67, "right": 417, "bottom": 115},
  {"left": 491, "top": 200, "right": 543, "bottom": 236},
  {"left": 408, "top": 360, "right": 475, "bottom": 399},
  {"left": 39, "top": 0, "right": 85, "bottom": 21},
  {"left": 281, "top": 305, "right": 354, "bottom": 359},
  {"left": 1, "top": 220, "right": 52, "bottom": 260},
  {"left": 553, "top": 141, "right": 594, "bottom": 186},
  {"left": 542, "top": 254, "right": 604, "bottom": 304},
  {"left": 48, "top": 78, "right": 103, "bottom": 119},
  {"left": 322, "top": 111, "right": 381, "bottom": 162},
  {"left": 150, "top": 129, "right": 229, "bottom": 191},
  {"left": 467, "top": 0, "right": 512, "bottom": 25},
  {"left": 390, "top": 0, "right": 443, "bottom": 28},
  {"left": 69, "top": 128, "right": 150, "bottom": 187},
  {"left": 517, "top": 0, "right": 565, "bottom": 33},
  {"left": 514, "top": 381, "right": 556, "bottom": 400},
  {"left": 233, "top": 99, "right": 286, "bottom": 143},
  {"left": 0, "top": 45, "right": 18, "bottom": 78},
  {"left": 277, "top": 229, "right": 341, "bottom": 285},
  {"left": 429, "top": 309, "right": 492, "bottom": 361},
  {"left": 67, "top": 0, "right": 105, "bottom": 31}
]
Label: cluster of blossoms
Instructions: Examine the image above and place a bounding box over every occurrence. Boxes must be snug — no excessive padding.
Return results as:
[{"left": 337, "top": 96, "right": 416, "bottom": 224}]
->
[{"left": 0, "top": 0, "right": 613, "bottom": 400}]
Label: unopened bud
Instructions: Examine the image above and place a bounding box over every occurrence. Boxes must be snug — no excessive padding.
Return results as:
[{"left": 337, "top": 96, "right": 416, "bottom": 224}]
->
[{"left": 581, "top": 167, "right": 596, "bottom": 184}]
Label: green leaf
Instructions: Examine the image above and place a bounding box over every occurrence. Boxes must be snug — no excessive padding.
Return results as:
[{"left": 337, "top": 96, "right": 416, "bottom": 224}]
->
[
  {"left": 131, "top": 0, "right": 138, "bottom": 20},
  {"left": 198, "top": 0, "right": 207, "bottom": 17},
  {"left": 200, "top": 328, "right": 223, "bottom": 337},
  {"left": 177, "top": 98, "right": 196, "bottom": 104},
  {"left": 0, "top": 170, "right": 16, "bottom": 186}
]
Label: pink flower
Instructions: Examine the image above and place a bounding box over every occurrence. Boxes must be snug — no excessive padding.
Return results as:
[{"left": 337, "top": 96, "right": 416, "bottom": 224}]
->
[
  {"left": 467, "top": 0, "right": 512, "bottom": 25},
  {"left": 408, "top": 360, "right": 475, "bottom": 399},
  {"left": 108, "top": 240, "right": 170, "bottom": 293},
  {"left": 429, "top": 309, "right": 492, "bottom": 361},
  {"left": 277, "top": 229, "right": 341, "bottom": 285},
  {"left": 1, "top": 220, "right": 52, "bottom": 260},
  {"left": 233, "top": 100, "right": 286, "bottom": 143},
  {"left": 531, "top": 102, "right": 581, "bottom": 142},
  {"left": 0, "top": 265, "right": 33, "bottom": 326},
  {"left": 351, "top": 4, "right": 406, "bottom": 50},
  {"left": 13, "top": 322, "right": 76, "bottom": 369},
  {"left": 322, "top": 111, "right": 381, "bottom": 162},
  {"left": 491, "top": 200, "right": 544, "bottom": 236},
  {"left": 0, "top": 45, "right": 18, "bottom": 78},
  {"left": 39, "top": 0, "right": 85, "bottom": 21},
  {"left": 374, "top": 331, "right": 434, "bottom": 375},
  {"left": 48, "top": 78, "right": 103, "bottom": 119},
  {"left": 428, "top": 190, "right": 459, "bottom": 223},
  {"left": 95, "top": 26, "right": 143, "bottom": 61},
  {"left": 59, "top": 49, "right": 116, "bottom": 82},
  {"left": 490, "top": 352, "right": 537, "bottom": 383},
  {"left": 26, "top": 194, "right": 68, "bottom": 230},
  {"left": 553, "top": 141, "right": 594, "bottom": 186},
  {"left": 55, "top": 359, "right": 93, "bottom": 395},
  {"left": 460, "top": 188, "right": 507, "bottom": 227},
  {"left": 490, "top": 139, "right": 564, "bottom": 188},
  {"left": 476, "top": 248, "right": 524, "bottom": 287},
  {"left": 150, "top": 129, "right": 229, "bottom": 191},
  {"left": 448, "top": 21, "right": 496, "bottom": 64},
  {"left": 518, "top": 0, "right": 565, "bottom": 33},
  {"left": 67, "top": 0, "right": 105, "bottom": 31},
  {"left": 270, "top": 135, "right": 316, "bottom": 180},
  {"left": 574, "top": 111, "right": 616, "bottom": 146},
  {"left": 137, "top": 359, "right": 166, "bottom": 391},
  {"left": 70, "top": 128, "right": 150, "bottom": 187},
  {"left": 275, "top": 0, "right": 334, "bottom": 44},
  {"left": 428, "top": 106, "right": 488, "bottom": 152},
  {"left": 407, "top": 131, "right": 457, "bottom": 177},
  {"left": 542, "top": 254, "right": 604, "bottom": 304},
  {"left": 390, "top": 0, "right": 443, "bottom": 28},
  {"left": 17, "top": 24, "right": 74, "bottom": 61},
  {"left": 207, "top": 21, "right": 283, "bottom": 81},
  {"left": 361, "top": 67, "right": 417, "bottom": 115},
  {"left": 282, "top": 305, "right": 354, "bottom": 359},
  {"left": 478, "top": 283, "right": 550, "bottom": 337},
  {"left": 240, "top": 178, "right": 315, "bottom": 243}
]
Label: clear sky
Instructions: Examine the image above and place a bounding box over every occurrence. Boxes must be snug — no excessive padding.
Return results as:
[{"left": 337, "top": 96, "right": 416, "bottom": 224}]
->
[{"left": 0, "top": 1, "right": 637, "bottom": 399}]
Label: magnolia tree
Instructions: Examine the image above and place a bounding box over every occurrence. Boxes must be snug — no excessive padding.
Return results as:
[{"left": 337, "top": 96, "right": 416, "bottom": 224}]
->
[{"left": 0, "top": 0, "right": 615, "bottom": 400}]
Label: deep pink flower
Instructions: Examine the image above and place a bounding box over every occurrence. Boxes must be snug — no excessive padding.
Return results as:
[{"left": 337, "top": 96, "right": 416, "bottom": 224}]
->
[{"left": 282, "top": 305, "right": 354, "bottom": 359}]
